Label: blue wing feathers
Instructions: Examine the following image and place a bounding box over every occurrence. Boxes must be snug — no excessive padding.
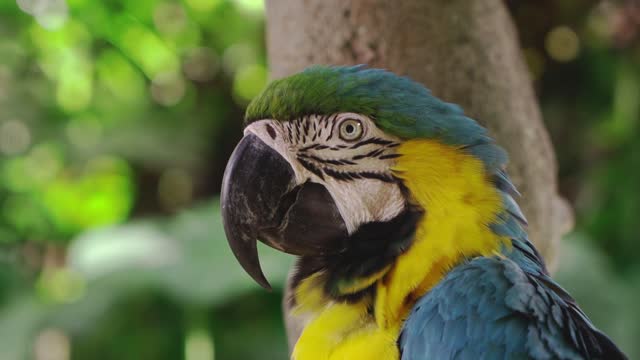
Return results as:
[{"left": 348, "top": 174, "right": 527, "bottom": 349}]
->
[
  {"left": 494, "top": 169, "right": 521, "bottom": 197},
  {"left": 466, "top": 143, "right": 509, "bottom": 175},
  {"left": 399, "top": 257, "right": 627, "bottom": 360},
  {"left": 500, "top": 192, "right": 528, "bottom": 226}
]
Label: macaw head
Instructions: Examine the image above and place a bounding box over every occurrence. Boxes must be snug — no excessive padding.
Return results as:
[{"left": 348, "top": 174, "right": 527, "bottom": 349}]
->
[{"left": 221, "top": 65, "right": 524, "bottom": 292}]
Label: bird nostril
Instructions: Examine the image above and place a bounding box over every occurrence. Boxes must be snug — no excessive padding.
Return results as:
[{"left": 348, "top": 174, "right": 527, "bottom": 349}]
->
[{"left": 266, "top": 124, "right": 276, "bottom": 140}]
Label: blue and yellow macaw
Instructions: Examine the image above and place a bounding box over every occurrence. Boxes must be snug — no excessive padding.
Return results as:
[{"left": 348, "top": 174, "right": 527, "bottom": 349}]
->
[{"left": 220, "top": 66, "right": 626, "bottom": 359}]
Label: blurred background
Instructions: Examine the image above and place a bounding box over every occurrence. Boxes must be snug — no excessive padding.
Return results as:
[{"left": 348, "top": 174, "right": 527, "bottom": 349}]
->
[{"left": 0, "top": 0, "right": 639, "bottom": 359}]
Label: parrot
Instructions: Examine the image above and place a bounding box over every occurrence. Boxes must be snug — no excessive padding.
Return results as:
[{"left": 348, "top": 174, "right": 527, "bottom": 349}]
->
[{"left": 220, "top": 65, "right": 627, "bottom": 360}]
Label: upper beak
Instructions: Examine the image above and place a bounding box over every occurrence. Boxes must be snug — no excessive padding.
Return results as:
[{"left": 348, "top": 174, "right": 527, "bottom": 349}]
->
[{"left": 221, "top": 133, "right": 348, "bottom": 289}]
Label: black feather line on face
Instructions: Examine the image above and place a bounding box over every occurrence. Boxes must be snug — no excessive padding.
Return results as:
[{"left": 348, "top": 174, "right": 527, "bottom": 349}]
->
[
  {"left": 370, "top": 148, "right": 386, "bottom": 157},
  {"left": 298, "top": 157, "right": 325, "bottom": 180},
  {"left": 378, "top": 153, "right": 401, "bottom": 160},
  {"left": 323, "top": 168, "right": 353, "bottom": 181},
  {"left": 298, "top": 154, "right": 357, "bottom": 167},
  {"left": 350, "top": 137, "right": 395, "bottom": 149},
  {"left": 323, "top": 168, "right": 396, "bottom": 183},
  {"left": 352, "top": 148, "right": 382, "bottom": 160},
  {"left": 316, "top": 115, "right": 326, "bottom": 138},
  {"left": 299, "top": 144, "right": 319, "bottom": 151},
  {"left": 303, "top": 116, "right": 310, "bottom": 140},
  {"left": 286, "top": 123, "right": 293, "bottom": 143},
  {"left": 295, "top": 121, "right": 302, "bottom": 144},
  {"left": 326, "top": 114, "right": 339, "bottom": 141},
  {"left": 357, "top": 171, "right": 396, "bottom": 182}
]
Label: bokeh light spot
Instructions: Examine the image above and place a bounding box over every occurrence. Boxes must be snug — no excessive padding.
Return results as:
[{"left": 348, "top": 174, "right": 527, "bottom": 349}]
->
[
  {"left": 29, "top": 19, "right": 91, "bottom": 56},
  {"left": 232, "top": 0, "right": 264, "bottom": 14},
  {"left": 0, "top": 119, "right": 32, "bottom": 155},
  {"left": 545, "top": 26, "right": 581, "bottom": 63},
  {"left": 158, "top": 168, "right": 194, "bottom": 211},
  {"left": 96, "top": 49, "right": 146, "bottom": 106},
  {"left": 3, "top": 157, "right": 31, "bottom": 192},
  {"left": 151, "top": 71, "right": 187, "bottom": 106},
  {"left": 153, "top": 2, "right": 187, "bottom": 35},
  {"left": 43, "top": 156, "right": 134, "bottom": 233},
  {"left": 184, "top": 47, "right": 219, "bottom": 82},
  {"left": 1, "top": 146, "right": 63, "bottom": 193},
  {"left": 185, "top": 0, "right": 222, "bottom": 13},
  {"left": 37, "top": 268, "right": 86, "bottom": 304},
  {"left": 34, "top": 328, "right": 71, "bottom": 360},
  {"left": 17, "top": 0, "right": 69, "bottom": 30},
  {"left": 25, "top": 144, "right": 64, "bottom": 185},
  {"left": 233, "top": 63, "right": 267, "bottom": 103},
  {"left": 55, "top": 49, "right": 93, "bottom": 112},
  {"left": 119, "top": 20, "right": 179, "bottom": 77},
  {"left": 185, "top": 329, "right": 215, "bottom": 360},
  {"left": 222, "top": 43, "right": 257, "bottom": 74}
]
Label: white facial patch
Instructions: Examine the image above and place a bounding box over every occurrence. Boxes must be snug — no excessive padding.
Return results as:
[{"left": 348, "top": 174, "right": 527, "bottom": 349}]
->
[{"left": 244, "top": 113, "right": 406, "bottom": 233}]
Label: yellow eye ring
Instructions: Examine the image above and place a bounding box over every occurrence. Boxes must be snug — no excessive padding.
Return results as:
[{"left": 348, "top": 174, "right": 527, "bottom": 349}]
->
[{"left": 338, "top": 119, "right": 363, "bottom": 141}]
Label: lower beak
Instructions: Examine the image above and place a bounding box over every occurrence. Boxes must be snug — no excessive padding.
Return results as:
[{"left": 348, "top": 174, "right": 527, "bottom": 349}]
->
[{"left": 221, "top": 134, "right": 348, "bottom": 289}]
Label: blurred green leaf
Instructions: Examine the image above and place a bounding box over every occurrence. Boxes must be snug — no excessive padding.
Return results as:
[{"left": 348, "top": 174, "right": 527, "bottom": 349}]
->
[
  {"left": 0, "top": 200, "right": 292, "bottom": 358},
  {"left": 67, "top": 200, "right": 292, "bottom": 304},
  {"left": 555, "top": 233, "right": 639, "bottom": 359}
]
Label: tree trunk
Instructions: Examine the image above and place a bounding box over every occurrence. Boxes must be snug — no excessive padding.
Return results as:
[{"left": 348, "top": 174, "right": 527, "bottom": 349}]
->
[{"left": 264, "top": 0, "right": 574, "bottom": 350}]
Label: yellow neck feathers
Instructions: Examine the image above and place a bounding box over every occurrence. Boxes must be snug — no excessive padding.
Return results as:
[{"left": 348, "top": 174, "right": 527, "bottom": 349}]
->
[{"left": 292, "top": 139, "right": 508, "bottom": 360}]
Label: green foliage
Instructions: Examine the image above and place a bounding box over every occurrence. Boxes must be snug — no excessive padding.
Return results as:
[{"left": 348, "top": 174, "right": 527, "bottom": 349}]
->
[
  {"left": 0, "top": 202, "right": 292, "bottom": 359},
  {"left": 0, "top": 0, "right": 268, "bottom": 244},
  {"left": 0, "top": 0, "right": 639, "bottom": 359},
  {"left": 555, "top": 235, "right": 640, "bottom": 359}
]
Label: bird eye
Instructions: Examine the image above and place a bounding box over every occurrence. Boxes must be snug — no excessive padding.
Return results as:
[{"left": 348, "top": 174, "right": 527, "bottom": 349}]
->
[{"left": 338, "top": 119, "right": 363, "bottom": 141}]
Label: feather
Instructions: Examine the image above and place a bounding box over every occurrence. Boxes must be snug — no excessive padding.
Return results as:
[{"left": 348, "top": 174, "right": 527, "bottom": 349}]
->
[
  {"left": 245, "top": 65, "right": 491, "bottom": 147},
  {"left": 399, "top": 257, "right": 628, "bottom": 360}
]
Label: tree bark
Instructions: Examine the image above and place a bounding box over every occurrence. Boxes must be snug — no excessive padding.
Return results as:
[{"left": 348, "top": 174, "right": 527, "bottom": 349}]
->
[{"left": 264, "top": 0, "right": 574, "bottom": 350}]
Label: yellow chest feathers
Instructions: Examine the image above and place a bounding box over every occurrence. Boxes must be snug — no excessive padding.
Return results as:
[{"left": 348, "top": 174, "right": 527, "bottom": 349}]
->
[{"left": 291, "top": 140, "right": 508, "bottom": 360}]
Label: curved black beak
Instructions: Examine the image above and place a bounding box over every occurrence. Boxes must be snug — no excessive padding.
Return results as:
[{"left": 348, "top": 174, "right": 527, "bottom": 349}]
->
[{"left": 221, "top": 134, "right": 347, "bottom": 289}]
